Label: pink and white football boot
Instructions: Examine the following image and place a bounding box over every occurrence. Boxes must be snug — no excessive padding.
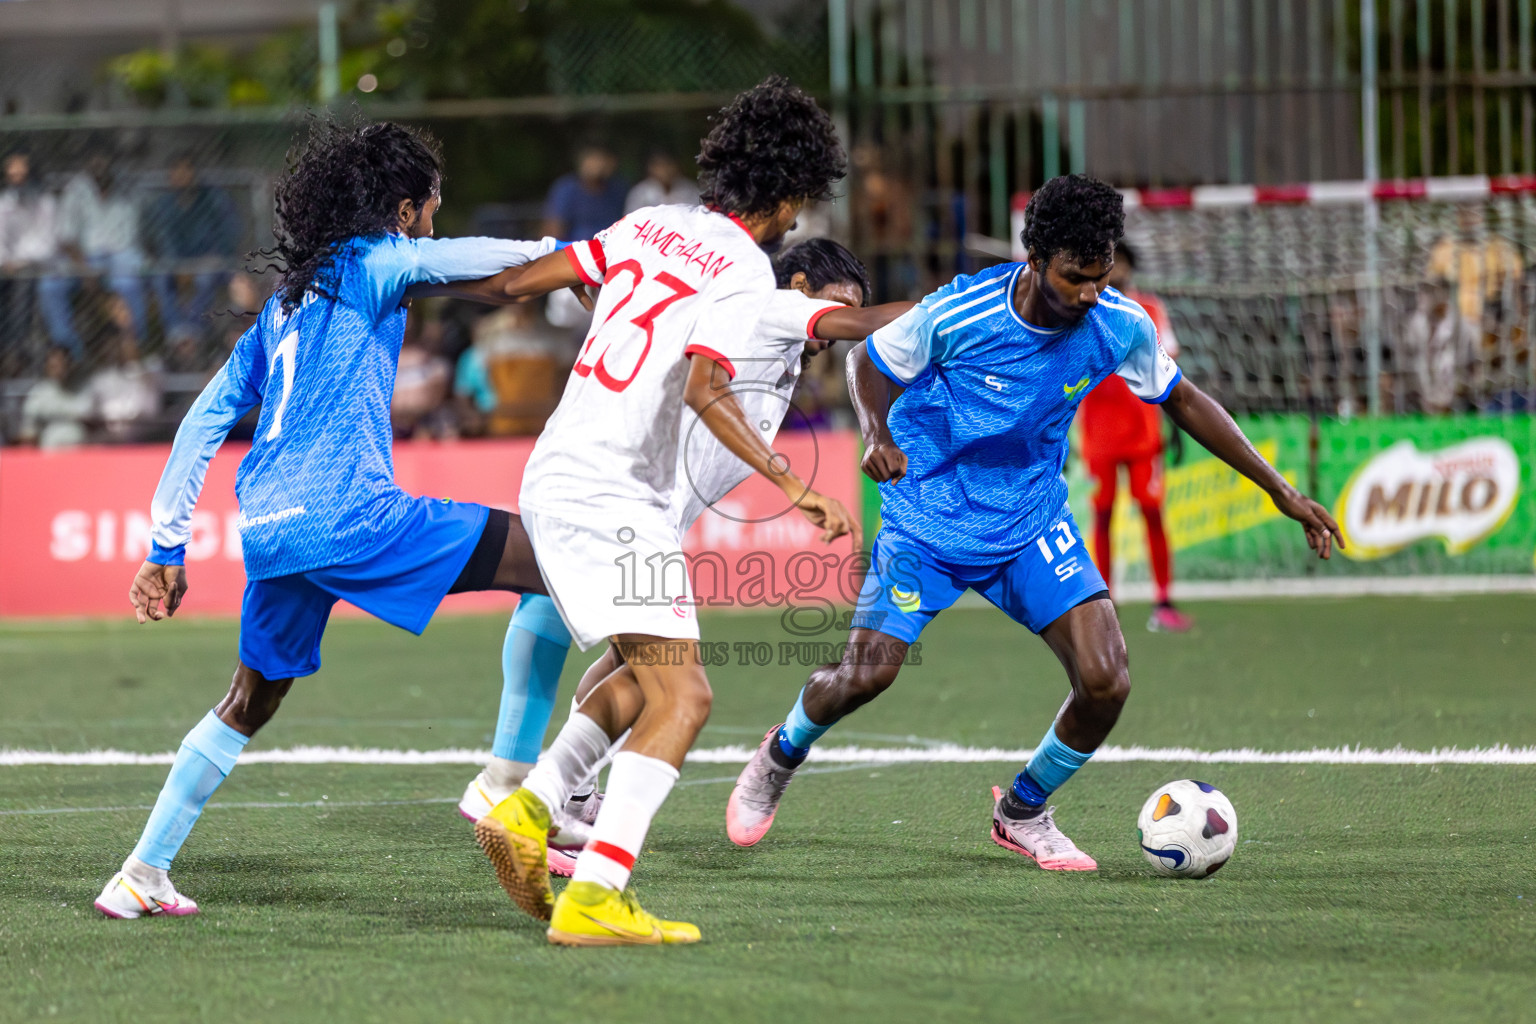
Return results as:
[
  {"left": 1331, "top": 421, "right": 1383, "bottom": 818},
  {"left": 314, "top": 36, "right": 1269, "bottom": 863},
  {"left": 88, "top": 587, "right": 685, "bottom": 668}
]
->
[
  {"left": 989, "top": 786, "right": 1098, "bottom": 871},
  {"left": 726, "top": 727, "right": 801, "bottom": 847},
  {"left": 95, "top": 861, "right": 200, "bottom": 919}
]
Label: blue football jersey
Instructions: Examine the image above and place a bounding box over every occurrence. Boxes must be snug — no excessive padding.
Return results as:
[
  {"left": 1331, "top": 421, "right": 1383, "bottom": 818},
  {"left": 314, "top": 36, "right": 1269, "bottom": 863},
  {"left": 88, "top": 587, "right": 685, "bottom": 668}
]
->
[
  {"left": 147, "top": 232, "right": 556, "bottom": 579},
  {"left": 866, "top": 263, "right": 1181, "bottom": 565}
]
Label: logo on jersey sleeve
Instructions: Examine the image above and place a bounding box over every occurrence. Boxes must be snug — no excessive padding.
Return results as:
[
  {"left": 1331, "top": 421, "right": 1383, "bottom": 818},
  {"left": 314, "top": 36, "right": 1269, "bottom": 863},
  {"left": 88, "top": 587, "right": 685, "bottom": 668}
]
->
[
  {"left": 1063, "top": 376, "right": 1091, "bottom": 401},
  {"left": 984, "top": 375, "right": 1007, "bottom": 392}
]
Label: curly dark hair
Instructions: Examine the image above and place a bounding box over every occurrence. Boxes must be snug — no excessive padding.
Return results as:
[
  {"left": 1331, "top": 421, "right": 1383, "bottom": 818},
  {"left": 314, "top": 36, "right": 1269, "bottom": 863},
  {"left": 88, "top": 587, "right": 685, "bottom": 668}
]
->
[
  {"left": 1020, "top": 174, "right": 1124, "bottom": 269},
  {"left": 269, "top": 117, "right": 443, "bottom": 311},
  {"left": 773, "top": 238, "right": 871, "bottom": 306},
  {"left": 696, "top": 76, "right": 847, "bottom": 217}
]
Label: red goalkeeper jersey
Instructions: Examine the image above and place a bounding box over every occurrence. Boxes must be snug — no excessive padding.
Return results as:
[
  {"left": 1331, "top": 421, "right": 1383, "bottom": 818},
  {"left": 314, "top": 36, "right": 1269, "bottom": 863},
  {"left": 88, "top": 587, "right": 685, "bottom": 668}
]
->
[{"left": 1078, "top": 290, "right": 1179, "bottom": 462}]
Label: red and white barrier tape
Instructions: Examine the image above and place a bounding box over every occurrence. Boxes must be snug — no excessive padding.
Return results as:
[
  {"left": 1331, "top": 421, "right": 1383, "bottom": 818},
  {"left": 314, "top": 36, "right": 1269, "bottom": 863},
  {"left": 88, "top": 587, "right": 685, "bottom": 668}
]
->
[
  {"left": 1012, "top": 174, "right": 1536, "bottom": 213},
  {"left": 1006, "top": 175, "right": 1536, "bottom": 256}
]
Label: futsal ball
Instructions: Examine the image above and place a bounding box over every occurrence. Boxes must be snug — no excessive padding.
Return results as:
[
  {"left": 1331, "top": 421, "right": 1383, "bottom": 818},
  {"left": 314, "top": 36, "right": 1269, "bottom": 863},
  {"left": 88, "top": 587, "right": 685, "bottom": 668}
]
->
[{"left": 1137, "top": 779, "right": 1238, "bottom": 878}]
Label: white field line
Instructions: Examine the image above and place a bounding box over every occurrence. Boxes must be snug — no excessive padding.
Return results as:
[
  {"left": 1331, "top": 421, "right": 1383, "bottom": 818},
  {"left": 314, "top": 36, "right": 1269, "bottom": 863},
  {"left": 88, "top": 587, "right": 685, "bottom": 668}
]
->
[
  {"left": 1087, "top": 574, "right": 1536, "bottom": 602},
  {"left": 0, "top": 765, "right": 873, "bottom": 817},
  {"left": 4, "top": 743, "right": 1536, "bottom": 768}
]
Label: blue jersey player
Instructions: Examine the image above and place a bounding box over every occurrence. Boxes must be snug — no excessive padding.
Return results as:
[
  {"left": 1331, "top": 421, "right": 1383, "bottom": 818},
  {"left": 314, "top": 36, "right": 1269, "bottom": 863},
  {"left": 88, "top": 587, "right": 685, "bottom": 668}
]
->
[
  {"left": 727, "top": 175, "right": 1343, "bottom": 867},
  {"left": 94, "top": 121, "right": 559, "bottom": 919}
]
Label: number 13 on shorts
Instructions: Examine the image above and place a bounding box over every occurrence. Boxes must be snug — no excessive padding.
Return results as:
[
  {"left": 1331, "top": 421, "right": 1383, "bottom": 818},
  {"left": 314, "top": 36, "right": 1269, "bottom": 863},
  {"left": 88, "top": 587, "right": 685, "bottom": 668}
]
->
[{"left": 1035, "top": 520, "right": 1084, "bottom": 582}]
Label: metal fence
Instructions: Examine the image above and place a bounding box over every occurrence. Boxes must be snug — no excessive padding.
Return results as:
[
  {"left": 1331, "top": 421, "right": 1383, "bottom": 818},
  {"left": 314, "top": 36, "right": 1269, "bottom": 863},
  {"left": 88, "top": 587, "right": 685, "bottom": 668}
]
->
[
  {"left": 4, "top": 0, "right": 1536, "bottom": 444},
  {"left": 831, "top": 0, "right": 1536, "bottom": 415},
  {"left": 1124, "top": 189, "right": 1536, "bottom": 417}
]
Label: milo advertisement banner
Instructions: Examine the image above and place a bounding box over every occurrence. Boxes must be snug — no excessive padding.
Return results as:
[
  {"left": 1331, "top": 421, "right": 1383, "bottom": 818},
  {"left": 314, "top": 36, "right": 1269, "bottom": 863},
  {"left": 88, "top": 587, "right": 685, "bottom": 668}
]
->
[{"left": 1069, "top": 415, "right": 1536, "bottom": 581}]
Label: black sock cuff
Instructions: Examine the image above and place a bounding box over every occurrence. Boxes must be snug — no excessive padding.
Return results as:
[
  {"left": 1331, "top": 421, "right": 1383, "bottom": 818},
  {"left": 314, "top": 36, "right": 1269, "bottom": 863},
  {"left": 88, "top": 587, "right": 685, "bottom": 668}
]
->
[{"left": 767, "top": 734, "right": 805, "bottom": 769}]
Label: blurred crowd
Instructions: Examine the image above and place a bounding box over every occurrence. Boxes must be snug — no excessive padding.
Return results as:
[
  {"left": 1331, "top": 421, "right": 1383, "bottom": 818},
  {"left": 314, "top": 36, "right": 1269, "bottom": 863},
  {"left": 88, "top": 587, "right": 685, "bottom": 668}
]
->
[
  {"left": 1396, "top": 204, "right": 1529, "bottom": 414},
  {"left": 6, "top": 134, "right": 1532, "bottom": 451},
  {"left": 0, "top": 143, "right": 259, "bottom": 447},
  {"left": 0, "top": 140, "right": 853, "bottom": 449}
]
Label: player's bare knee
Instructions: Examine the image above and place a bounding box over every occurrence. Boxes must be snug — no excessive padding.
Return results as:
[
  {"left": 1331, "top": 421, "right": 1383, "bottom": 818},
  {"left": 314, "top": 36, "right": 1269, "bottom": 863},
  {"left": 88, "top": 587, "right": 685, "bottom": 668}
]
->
[
  {"left": 217, "top": 665, "right": 292, "bottom": 735},
  {"left": 839, "top": 659, "right": 900, "bottom": 707},
  {"left": 1079, "top": 651, "right": 1130, "bottom": 708}
]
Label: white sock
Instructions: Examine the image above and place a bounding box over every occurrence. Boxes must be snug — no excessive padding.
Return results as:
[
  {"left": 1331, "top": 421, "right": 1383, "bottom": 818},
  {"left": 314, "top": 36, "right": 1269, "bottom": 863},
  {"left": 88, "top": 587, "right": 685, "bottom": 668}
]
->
[
  {"left": 571, "top": 750, "right": 679, "bottom": 890},
  {"left": 521, "top": 713, "right": 612, "bottom": 814},
  {"left": 484, "top": 756, "right": 533, "bottom": 792},
  {"left": 569, "top": 728, "right": 631, "bottom": 799},
  {"left": 122, "top": 855, "right": 169, "bottom": 889}
]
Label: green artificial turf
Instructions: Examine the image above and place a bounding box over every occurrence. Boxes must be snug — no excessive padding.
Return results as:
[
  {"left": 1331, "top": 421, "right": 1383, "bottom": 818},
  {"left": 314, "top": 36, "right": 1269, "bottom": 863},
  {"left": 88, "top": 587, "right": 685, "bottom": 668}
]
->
[{"left": 1, "top": 598, "right": 1533, "bottom": 1023}]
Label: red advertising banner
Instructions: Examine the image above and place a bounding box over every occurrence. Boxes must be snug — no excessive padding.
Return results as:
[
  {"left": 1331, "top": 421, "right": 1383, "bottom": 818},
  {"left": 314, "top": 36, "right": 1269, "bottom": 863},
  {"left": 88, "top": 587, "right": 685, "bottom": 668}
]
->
[{"left": 0, "top": 431, "right": 861, "bottom": 619}]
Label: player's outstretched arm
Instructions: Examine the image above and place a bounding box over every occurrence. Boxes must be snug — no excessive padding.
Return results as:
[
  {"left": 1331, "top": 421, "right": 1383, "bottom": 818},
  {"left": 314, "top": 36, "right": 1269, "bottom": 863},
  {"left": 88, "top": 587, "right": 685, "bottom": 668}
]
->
[
  {"left": 133, "top": 323, "right": 266, "bottom": 622},
  {"left": 682, "top": 353, "right": 861, "bottom": 548},
  {"left": 500, "top": 247, "right": 586, "bottom": 301},
  {"left": 411, "top": 246, "right": 592, "bottom": 309},
  {"left": 845, "top": 341, "right": 906, "bottom": 483},
  {"left": 401, "top": 236, "right": 574, "bottom": 305},
  {"left": 812, "top": 300, "right": 917, "bottom": 342},
  {"left": 1161, "top": 377, "right": 1343, "bottom": 559}
]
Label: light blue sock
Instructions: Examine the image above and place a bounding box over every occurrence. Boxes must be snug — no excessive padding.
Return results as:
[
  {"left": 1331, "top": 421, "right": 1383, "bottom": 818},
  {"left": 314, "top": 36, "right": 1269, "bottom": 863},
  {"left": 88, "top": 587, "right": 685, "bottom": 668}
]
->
[
  {"left": 777, "top": 688, "right": 837, "bottom": 760},
  {"left": 1011, "top": 724, "right": 1094, "bottom": 806},
  {"left": 130, "top": 710, "right": 249, "bottom": 870},
  {"left": 492, "top": 594, "right": 573, "bottom": 764}
]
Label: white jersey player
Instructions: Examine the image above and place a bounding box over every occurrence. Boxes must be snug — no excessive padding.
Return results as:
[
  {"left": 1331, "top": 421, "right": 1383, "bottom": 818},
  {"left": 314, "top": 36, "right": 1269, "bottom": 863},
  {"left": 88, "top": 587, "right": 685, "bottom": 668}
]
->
[
  {"left": 462, "top": 77, "right": 864, "bottom": 947},
  {"left": 453, "top": 240, "right": 905, "bottom": 876},
  {"left": 516, "top": 202, "right": 793, "bottom": 647}
]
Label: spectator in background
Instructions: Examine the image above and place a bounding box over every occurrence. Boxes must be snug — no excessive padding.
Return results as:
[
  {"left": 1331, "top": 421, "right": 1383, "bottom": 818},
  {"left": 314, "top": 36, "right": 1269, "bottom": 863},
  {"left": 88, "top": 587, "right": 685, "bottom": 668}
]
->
[
  {"left": 542, "top": 144, "right": 625, "bottom": 333},
  {"left": 1402, "top": 205, "right": 1521, "bottom": 412},
  {"left": 87, "top": 307, "right": 161, "bottom": 442},
  {"left": 392, "top": 308, "right": 454, "bottom": 438},
  {"left": 455, "top": 302, "right": 563, "bottom": 436},
  {"left": 623, "top": 148, "right": 698, "bottom": 213},
  {"left": 0, "top": 150, "right": 59, "bottom": 370},
  {"left": 40, "top": 148, "right": 149, "bottom": 355},
  {"left": 541, "top": 143, "right": 627, "bottom": 241},
  {"left": 849, "top": 143, "right": 916, "bottom": 299},
  {"left": 1428, "top": 205, "right": 1523, "bottom": 330},
  {"left": 1403, "top": 279, "right": 1478, "bottom": 413},
  {"left": 146, "top": 152, "right": 240, "bottom": 346},
  {"left": 20, "top": 346, "right": 92, "bottom": 449}
]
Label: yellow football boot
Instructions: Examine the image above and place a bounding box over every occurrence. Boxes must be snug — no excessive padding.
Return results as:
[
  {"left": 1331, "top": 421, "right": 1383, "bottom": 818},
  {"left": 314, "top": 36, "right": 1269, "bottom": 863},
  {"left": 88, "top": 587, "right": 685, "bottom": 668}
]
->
[
  {"left": 547, "top": 881, "right": 701, "bottom": 947},
  {"left": 474, "top": 788, "right": 554, "bottom": 921}
]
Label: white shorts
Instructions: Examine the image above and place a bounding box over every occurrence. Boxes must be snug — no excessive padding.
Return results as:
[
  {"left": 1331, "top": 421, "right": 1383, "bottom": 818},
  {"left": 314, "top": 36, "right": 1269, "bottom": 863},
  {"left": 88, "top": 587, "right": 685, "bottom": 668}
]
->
[{"left": 521, "top": 507, "right": 700, "bottom": 652}]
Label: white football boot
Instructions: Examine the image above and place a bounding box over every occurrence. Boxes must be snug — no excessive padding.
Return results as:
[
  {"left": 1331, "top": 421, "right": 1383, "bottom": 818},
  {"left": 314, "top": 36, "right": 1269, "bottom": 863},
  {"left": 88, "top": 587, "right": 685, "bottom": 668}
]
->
[
  {"left": 989, "top": 787, "right": 1098, "bottom": 871},
  {"left": 457, "top": 769, "right": 509, "bottom": 823},
  {"left": 95, "top": 860, "right": 200, "bottom": 919}
]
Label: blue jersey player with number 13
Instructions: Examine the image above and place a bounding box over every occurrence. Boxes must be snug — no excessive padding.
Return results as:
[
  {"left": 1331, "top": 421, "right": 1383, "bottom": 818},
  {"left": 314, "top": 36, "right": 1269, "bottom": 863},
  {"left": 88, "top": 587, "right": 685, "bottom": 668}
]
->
[
  {"left": 728, "top": 175, "right": 1344, "bottom": 866},
  {"left": 93, "top": 120, "right": 559, "bottom": 919}
]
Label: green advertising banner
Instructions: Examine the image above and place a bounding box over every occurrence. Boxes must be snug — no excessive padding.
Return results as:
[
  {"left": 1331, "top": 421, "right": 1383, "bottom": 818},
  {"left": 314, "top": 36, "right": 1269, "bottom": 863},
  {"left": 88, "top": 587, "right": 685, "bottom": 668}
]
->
[{"left": 1069, "top": 414, "right": 1536, "bottom": 581}]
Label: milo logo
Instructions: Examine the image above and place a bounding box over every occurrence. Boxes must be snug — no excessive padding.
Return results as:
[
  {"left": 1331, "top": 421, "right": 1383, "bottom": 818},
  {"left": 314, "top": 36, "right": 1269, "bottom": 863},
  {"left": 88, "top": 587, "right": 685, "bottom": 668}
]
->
[{"left": 1335, "top": 438, "right": 1520, "bottom": 559}]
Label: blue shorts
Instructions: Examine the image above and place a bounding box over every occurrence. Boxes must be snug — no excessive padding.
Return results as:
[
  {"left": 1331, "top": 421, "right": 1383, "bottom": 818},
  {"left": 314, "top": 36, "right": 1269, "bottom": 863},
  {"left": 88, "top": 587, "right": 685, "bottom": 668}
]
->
[
  {"left": 851, "top": 511, "right": 1108, "bottom": 643},
  {"left": 238, "top": 497, "right": 490, "bottom": 679}
]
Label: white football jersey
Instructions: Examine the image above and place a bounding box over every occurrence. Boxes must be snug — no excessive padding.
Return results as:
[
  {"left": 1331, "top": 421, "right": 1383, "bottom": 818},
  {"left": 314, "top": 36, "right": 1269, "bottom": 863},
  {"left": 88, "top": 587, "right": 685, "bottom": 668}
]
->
[
  {"left": 519, "top": 205, "right": 776, "bottom": 521},
  {"left": 670, "top": 288, "right": 845, "bottom": 533}
]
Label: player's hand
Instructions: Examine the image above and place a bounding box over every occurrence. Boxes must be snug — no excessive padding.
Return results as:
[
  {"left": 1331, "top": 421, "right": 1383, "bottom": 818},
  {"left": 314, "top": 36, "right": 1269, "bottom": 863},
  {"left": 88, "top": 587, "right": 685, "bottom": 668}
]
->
[
  {"left": 571, "top": 284, "right": 594, "bottom": 311},
  {"left": 794, "top": 488, "right": 863, "bottom": 548},
  {"left": 1271, "top": 488, "right": 1344, "bottom": 560},
  {"left": 861, "top": 441, "right": 907, "bottom": 483},
  {"left": 129, "top": 561, "right": 187, "bottom": 624}
]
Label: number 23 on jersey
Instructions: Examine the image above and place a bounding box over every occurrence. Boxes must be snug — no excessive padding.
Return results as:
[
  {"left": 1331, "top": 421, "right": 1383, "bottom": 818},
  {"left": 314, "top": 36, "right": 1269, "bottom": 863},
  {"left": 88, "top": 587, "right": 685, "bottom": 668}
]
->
[{"left": 574, "top": 261, "right": 697, "bottom": 393}]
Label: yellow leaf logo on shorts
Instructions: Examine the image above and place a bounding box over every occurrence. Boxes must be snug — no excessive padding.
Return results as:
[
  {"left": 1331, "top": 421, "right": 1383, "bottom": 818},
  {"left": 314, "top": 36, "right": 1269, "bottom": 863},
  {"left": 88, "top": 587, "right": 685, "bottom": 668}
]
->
[{"left": 889, "top": 585, "right": 921, "bottom": 613}]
